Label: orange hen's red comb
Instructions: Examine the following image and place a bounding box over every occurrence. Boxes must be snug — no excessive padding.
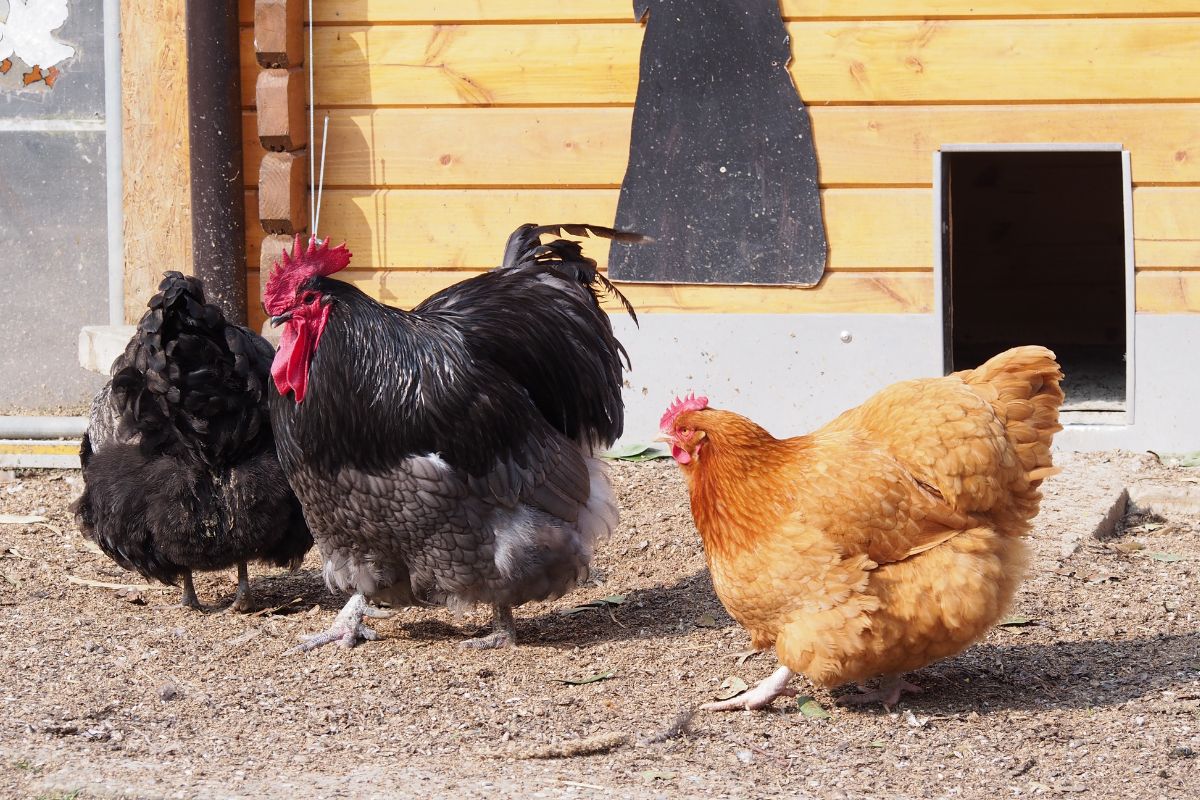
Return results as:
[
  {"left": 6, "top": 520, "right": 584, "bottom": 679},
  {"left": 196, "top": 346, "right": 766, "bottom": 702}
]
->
[
  {"left": 660, "top": 393, "right": 709, "bottom": 430},
  {"left": 262, "top": 234, "right": 352, "bottom": 316}
]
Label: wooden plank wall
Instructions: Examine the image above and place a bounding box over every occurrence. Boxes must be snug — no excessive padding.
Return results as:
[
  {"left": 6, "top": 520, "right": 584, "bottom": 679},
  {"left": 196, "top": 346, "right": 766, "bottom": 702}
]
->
[{"left": 237, "top": 1, "right": 1200, "bottom": 330}]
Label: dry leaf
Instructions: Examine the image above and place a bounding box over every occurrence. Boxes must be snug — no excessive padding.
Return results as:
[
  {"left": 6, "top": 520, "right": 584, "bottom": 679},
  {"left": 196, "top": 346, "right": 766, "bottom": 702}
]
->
[{"left": 714, "top": 676, "right": 748, "bottom": 700}]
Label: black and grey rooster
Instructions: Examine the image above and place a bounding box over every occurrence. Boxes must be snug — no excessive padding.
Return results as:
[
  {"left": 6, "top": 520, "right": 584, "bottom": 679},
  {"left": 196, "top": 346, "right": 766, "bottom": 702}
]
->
[
  {"left": 263, "top": 224, "right": 641, "bottom": 650},
  {"left": 74, "top": 272, "right": 312, "bottom": 611}
]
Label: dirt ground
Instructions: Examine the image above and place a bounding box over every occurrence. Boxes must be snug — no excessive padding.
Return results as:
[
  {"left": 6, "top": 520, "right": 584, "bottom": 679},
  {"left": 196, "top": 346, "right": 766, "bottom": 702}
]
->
[{"left": 0, "top": 451, "right": 1197, "bottom": 800}]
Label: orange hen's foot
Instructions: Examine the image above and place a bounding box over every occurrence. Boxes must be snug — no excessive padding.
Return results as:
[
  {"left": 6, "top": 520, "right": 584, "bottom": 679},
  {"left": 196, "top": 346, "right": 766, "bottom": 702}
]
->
[
  {"left": 836, "top": 675, "right": 923, "bottom": 709},
  {"left": 702, "top": 665, "right": 797, "bottom": 711}
]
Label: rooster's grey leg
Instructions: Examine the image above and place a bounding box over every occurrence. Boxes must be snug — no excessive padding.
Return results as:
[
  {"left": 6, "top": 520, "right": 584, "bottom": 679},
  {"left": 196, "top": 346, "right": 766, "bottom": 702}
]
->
[
  {"left": 459, "top": 604, "right": 517, "bottom": 649},
  {"left": 228, "top": 562, "right": 255, "bottom": 613},
  {"left": 701, "top": 665, "right": 797, "bottom": 711},
  {"left": 179, "top": 571, "right": 204, "bottom": 611},
  {"left": 290, "top": 593, "right": 390, "bottom": 653},
  {"left": 836, "top": 674, "right": 923, "bottom": 709}
]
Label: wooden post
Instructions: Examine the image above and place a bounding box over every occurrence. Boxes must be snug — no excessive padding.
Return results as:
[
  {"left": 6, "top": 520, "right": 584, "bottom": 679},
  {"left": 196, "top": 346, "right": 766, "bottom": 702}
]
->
[{"left": 254, "top": 0, "right": 307, "bottom": 331}]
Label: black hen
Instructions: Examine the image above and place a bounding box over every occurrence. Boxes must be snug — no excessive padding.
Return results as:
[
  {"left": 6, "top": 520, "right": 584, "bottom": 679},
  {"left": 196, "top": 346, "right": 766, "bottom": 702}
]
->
[
  {"left": 74, "top": 272, "right": 312, "bottom": 611},
  {"left": 263, "top": 224, "right": 641, "bottom": 649}
]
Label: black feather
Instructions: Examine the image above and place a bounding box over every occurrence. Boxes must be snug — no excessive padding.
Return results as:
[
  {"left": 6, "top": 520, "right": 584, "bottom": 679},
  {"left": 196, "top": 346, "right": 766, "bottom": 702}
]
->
[
  {"left": 268, "top": 222, "right": 643, "bottom": 618},
  {"left": 73, "top": 272, "right": 312, "bottom": 594}
]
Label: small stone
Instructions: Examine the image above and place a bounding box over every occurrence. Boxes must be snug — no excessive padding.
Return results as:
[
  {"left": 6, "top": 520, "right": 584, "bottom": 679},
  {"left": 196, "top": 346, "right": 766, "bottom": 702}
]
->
[{"left": 159, "top": 684, "right": 180, "bottom": 702}]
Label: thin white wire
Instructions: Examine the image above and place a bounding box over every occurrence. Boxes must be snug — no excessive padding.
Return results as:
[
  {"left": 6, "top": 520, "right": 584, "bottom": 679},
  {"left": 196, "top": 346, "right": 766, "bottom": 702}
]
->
[
  {"left": 314, "top": 114, "right": 330, "bottom": 237},
  {"left": 307, "top": 0, "right": 315, "bottom": 239}
]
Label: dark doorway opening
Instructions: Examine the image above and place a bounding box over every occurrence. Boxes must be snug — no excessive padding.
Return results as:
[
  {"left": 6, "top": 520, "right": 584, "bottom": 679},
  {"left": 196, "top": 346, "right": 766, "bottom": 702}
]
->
[{"left": 943, "top": 150, "right": 1129, "bottom": 419}]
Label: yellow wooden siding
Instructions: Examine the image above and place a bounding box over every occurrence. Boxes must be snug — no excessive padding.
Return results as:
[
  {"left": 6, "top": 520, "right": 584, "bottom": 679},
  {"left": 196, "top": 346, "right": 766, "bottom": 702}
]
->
[
  {"left": 242, "top": 4, "right": 1200, "bottom": 322},
  {"left": 243, "top": 104, "right": 1200, "bottom": 189},
  {"left": 238, "top": 2, "right": 1200, "bottom": 24},
  {"left": 240, "top": 20, "right": 1200, "bottom": 107},
  {"left": 247, "top": 188, "right": 932, "bottom": 272}
]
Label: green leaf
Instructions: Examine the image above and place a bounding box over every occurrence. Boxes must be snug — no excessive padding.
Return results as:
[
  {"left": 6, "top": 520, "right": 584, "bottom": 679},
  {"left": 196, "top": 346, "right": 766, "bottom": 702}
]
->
[
  {"left": 796, "top": 696, "right": 831, "bottom": 719},
  {"left": 998, "top": 616, "right": 1038, "bottom": 627},
  {"left": 601, "top": 443, "right": 670, "bottom": 461},
  {"left": 714, "top": 676, "right": 748, "bottom": 700},
  {"left": 640, "top": 770, "right": 675, "bottom": 782},
  {"left": 694, "top": 612, "right": 720, "bottom": 628},
  {"left": 868, "top": 740, "right": 886, "bottom": 749},
  {"left": 558, "top": 671, "right": 616, "bottom": 685},
  {"left": 1149, "top": 450, "right": 1200, "bottom": 467},
  {"left": 1147, "top": 551, "right": 1184, "bottom": 563}
]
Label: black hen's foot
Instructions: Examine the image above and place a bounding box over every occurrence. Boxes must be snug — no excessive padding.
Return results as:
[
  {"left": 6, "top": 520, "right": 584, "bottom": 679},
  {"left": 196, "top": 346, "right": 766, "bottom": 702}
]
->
[
  {"left": 226, "top": 562, "right": 255, "bottom": 614},
  {"left": 179, "top": 571, "right": 206, "bottom": 611},
  {"left": 459, "top": 605, "right": 516, "bottom": 650},
  {"left": 290, "top": 594, "right": 392, "bottom": 653}
]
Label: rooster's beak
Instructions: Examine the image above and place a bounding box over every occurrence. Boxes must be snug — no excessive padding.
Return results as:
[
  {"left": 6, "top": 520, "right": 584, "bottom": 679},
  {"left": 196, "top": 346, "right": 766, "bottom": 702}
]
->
[
  {"left": 653, "top": 434, "right": 671, "bottom": 444},
  {"left": 269, "top": 312, "right": 293, "bottom": 327}
]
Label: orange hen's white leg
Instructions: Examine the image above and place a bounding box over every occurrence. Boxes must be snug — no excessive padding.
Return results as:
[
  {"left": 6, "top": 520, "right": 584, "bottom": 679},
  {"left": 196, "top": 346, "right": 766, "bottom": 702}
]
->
[
  {"left": 836, "top": 674, "right": 923, "bottom": 708},
  {"left": 701, "top": 665, "right": 797, "bottom": 711}
]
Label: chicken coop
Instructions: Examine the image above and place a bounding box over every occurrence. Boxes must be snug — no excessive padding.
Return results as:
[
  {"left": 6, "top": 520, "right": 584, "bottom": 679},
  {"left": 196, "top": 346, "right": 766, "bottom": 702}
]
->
[{"left": 8, "top": 1, "right": 1198, "bottom": 458}]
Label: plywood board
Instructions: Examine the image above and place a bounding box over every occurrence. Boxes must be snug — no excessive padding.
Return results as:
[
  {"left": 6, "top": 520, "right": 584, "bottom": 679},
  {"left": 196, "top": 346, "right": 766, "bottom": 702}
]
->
[
  {"left": 123, "top": 0, "right": 192, "bottom": 324},
  {"left": 242, "top": 104, "right": 1200, "bottom": 189}
]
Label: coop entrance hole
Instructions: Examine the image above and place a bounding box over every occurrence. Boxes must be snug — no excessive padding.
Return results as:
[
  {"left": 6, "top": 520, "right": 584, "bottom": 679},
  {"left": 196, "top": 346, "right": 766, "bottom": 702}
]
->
[{"left": 939, "top": 148, "right": 1131, "bottom": 424}]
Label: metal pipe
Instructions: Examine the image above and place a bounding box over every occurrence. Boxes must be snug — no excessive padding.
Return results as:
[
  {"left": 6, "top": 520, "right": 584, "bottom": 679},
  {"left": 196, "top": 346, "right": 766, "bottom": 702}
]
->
[
  {"left": 185, "top": 0, "right": 247, "bottom": 324},
  {"left": 0, "top": 417, "right": 88, "bottom": 439},
  {"left": 103, "top": 0, "right": 124, "bottom": 325}
]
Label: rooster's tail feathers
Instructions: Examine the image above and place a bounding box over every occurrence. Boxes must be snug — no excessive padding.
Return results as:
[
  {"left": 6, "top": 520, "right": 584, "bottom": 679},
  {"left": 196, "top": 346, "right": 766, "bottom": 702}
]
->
[
  {"left": 501, "top": 223, "right": 644, "bottom": 324},
  {"left": 957, "top": 346, "right": 1065, "bottom": 481}
]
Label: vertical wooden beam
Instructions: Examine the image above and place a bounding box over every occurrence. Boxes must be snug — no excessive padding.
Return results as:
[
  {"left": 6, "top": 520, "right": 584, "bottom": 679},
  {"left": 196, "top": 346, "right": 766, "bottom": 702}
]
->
[
  {"left": 253, "top": 0, "right": 308, "bottom": 331},
  {"left": 254, "top": 0, "right": 304, "bottom": 69},
  {"left": 256, "top": 68, "right": 307, "bottom": 151},
  {"left": 121, "top": 0, "right": 192, "bottom": 323},
  {"left": 258, "top": 151, "right": 310, "bottom": 235}
]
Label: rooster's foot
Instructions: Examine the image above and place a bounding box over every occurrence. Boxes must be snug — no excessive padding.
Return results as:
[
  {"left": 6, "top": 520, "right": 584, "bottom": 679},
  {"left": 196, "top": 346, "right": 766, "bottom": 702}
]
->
[
  {"left": 836, "top": 675, "right": 923, "bottom": 709},
  {"left": 290, "top": 593, "right": 391, "bottom": 653},
  {"left": 226, "top": 562, "right": 255, "bottom": 614},
  {"left": 179, "top": 571, "right": 206, "bottom": 612},
  {"left": 459, "top": 605, "right": 516, "bottom": 650},
  {"left": 702, "top": 665, "right": 797, "bottom": 711}
]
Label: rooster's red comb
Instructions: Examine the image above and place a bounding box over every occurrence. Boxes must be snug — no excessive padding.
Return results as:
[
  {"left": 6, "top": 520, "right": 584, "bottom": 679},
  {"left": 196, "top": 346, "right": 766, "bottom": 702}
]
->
[
  {"left": 660, "top": 393, "right": 709, "bottom": 430},
  {"left": 262, "top": 234, "right": 353, "bottom": 315}
]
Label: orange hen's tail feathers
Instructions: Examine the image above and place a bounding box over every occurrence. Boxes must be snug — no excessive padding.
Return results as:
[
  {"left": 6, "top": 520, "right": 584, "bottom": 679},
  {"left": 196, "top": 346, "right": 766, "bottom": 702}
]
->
[{"left": 955, "top": 345, "right": 1065, "bottom": 487}]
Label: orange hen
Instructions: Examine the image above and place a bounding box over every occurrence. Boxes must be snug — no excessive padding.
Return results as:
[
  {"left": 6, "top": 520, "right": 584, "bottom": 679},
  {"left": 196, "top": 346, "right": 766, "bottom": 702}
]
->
[{"left": 661, "top": 346, "right": 1064, "bottom": 710}]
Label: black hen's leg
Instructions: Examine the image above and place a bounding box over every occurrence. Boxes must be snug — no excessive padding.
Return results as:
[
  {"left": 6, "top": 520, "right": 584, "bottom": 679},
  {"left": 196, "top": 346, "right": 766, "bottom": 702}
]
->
[
  {"left": 179, "top": 571, "right": 203, "bottom": 611},
  {"left": 459, "top": 604, "right": 517, "bottom": 650},
  {"left": 228, "top": 562, "right": 255, "bottom": 613}
]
